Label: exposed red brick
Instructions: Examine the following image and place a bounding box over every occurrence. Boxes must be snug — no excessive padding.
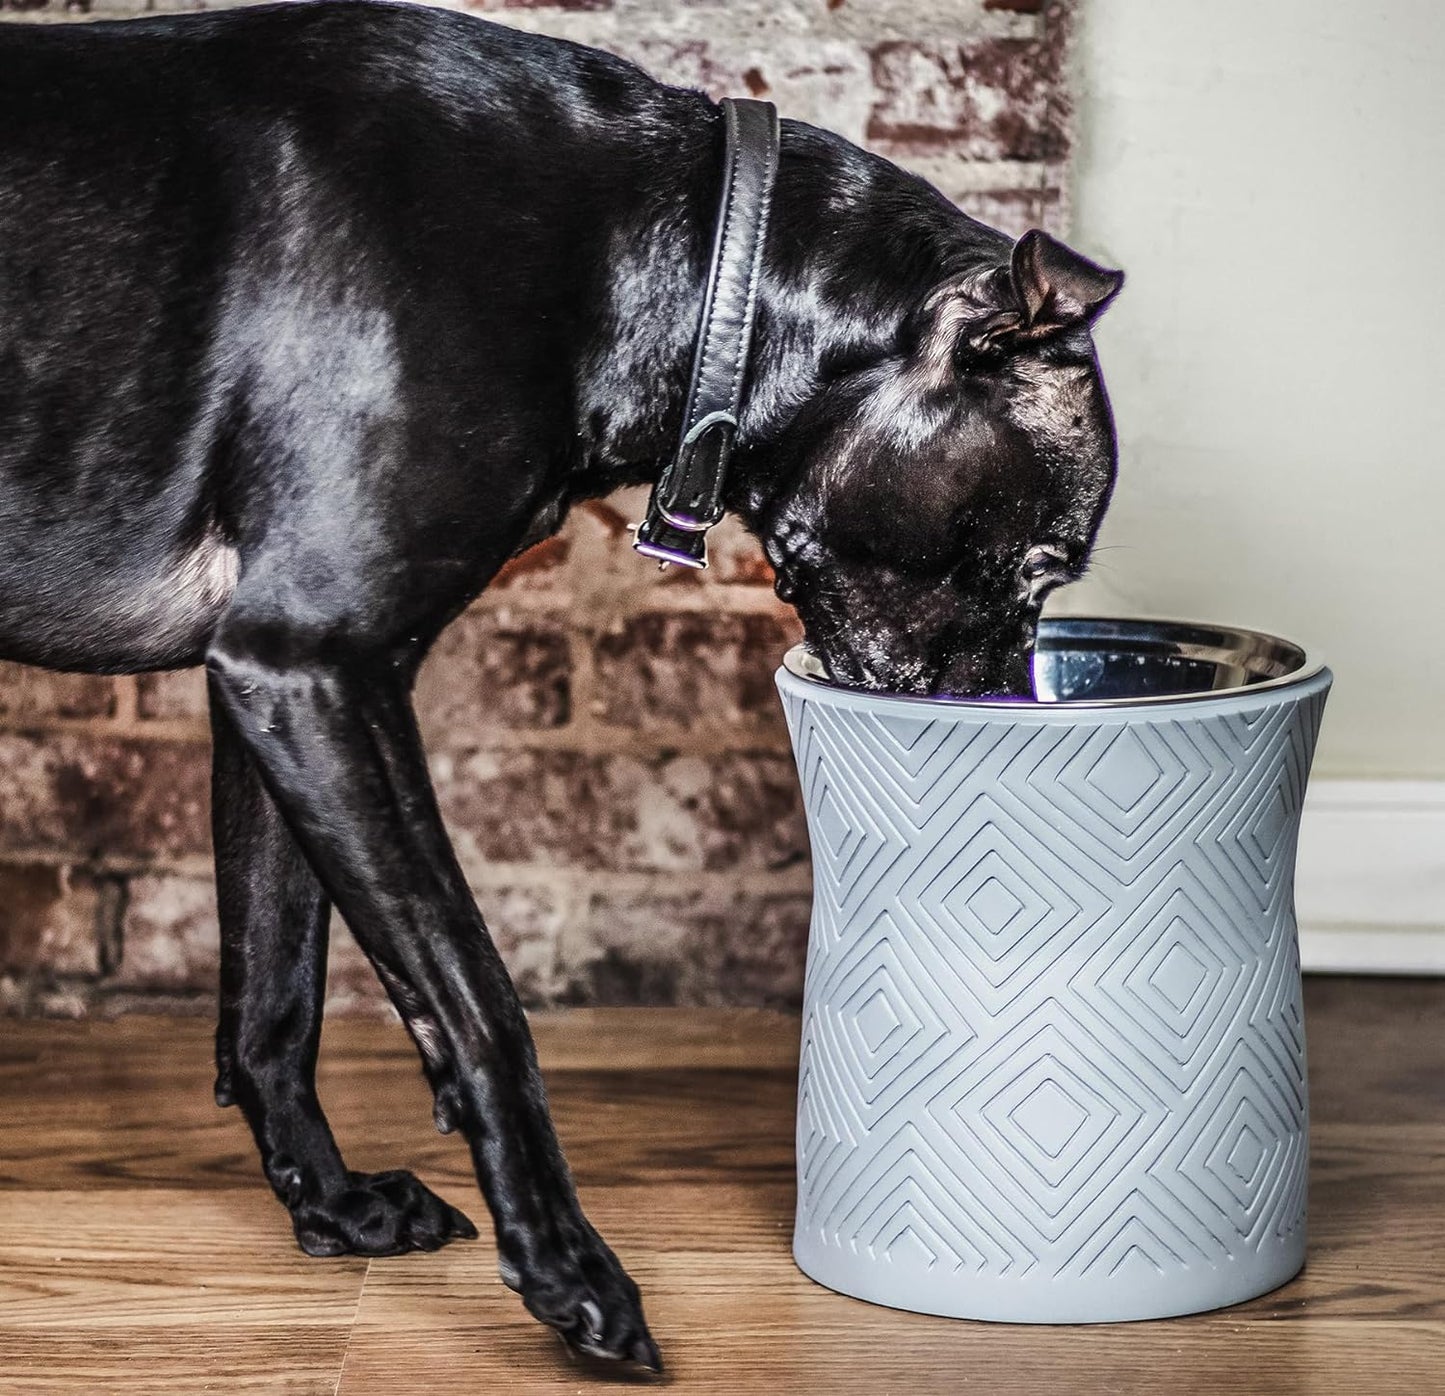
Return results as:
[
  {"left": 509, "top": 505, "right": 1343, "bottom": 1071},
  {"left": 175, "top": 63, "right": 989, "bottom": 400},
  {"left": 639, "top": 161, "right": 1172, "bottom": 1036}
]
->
[
  {"left": 955, "top": 186, "right": 1063, "bottom": 239},
  {"left": 490, "top": 533, "right": 571, "bottom": 590},
  {"left": 571, "top": 887, "right": 811, "bottom": 1007},
  {"left": 459, "top": 0, "right": 613, "bottom": 11},
  {"left": 325, "top": 881, "right": 566, "bottom": 1015},
  {"left": 136, "top": 669, "right": 209, "bottom": 723},
  {"left": 654, "top": 563, "right": 706, "bottom": 591},
  {"left": 866, "top": 26, "right": 1071, "bottom": 163},
  {"left": 414, "top": 609, "right": 570, "bottom": 743},
  {"left": 27, "top": 982, "right": 95, "bottom": 1017},
  {"left": 93, "top": 988, "right": 210, "bottom": 1018},
  {"left": 0, "top": 863, "right": 104, "bottom": 976},
  {"left": 114, "top": 873, "right": 218, "bottom": 992},
  {"left": 608, "top": 40, "right": 744, "bottom": 104},
  {"left": 742, "top": 67, "right": 770, "bottom": 98},
  {"left": 0, "top": 733, "right": 210, "bottom": 860},
  {"left": 433, "top": 749, "right": 807, "bottom": 875},
  {"left": 594, "top": 612, "right": 798, "bottom": 730},
  {"left": 0, "top": 976, "right": 26, "bottom": 1014},
  {"left": 322, "top": 915, "right": 386, "bottom": 1017},
  {"left": 716, "top": 553, "right": 776, "bottom": 587},
  {"left": 0, "top": 662, "right": 115, "bottom": 721},
  {"left": 109, "top": 875, "right": 565, "bottom": 1010},
  {"left": 502, "top": 0, "right": 612, "bottom": 9},
  {"left": 580, "top": 498, "right": 633, "bottom": 540},
  {"left": 703, "top": 514, "right": 779, "bottom": 586}
]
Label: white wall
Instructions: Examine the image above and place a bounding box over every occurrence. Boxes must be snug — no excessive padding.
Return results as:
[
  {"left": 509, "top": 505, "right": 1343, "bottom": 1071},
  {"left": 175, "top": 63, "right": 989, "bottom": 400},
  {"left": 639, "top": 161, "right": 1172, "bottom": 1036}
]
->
[{"left": 1059, "top": 0, "right": 1445, "bottom": 779}]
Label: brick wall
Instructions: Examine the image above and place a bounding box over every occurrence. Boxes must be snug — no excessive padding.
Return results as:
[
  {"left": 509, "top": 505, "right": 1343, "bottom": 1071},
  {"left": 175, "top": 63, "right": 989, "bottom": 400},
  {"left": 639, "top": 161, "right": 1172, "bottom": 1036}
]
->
[{"left": 0, "top": 0, "right": 1077, "bottom": 1016}]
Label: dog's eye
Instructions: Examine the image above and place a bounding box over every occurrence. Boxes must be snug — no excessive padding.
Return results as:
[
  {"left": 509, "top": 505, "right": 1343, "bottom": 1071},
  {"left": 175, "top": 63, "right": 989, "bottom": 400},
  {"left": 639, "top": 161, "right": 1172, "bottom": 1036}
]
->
[{"left": 1022, "top": 545, "right": 1066, "bottom": 581}]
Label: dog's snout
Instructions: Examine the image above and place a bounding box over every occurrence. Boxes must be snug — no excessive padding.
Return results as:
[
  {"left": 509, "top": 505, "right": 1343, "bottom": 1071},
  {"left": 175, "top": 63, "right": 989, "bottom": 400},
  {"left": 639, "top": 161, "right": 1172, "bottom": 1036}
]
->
[
  {"left": 807, "top": 630, "right": 1034, "bottom": 701},
  {"left": 927, "top": 641, "right": 1035, "bottom": 700}
]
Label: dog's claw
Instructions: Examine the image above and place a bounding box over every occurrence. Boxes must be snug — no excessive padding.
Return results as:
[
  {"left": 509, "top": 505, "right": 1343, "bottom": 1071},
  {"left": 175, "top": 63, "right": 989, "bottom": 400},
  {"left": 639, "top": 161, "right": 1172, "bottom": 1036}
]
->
[
  {"left": 580, "top": 1298, "right": 605, "bottom": 1342},
  {"left": 631, "top": 1335, "right": 664, "bottom": 1374},
  {"left": 290, "top": 1169, "right": 477, "bottom": 1258},
  {"left": 507, "top": 1222, "right": 660, "bottom": 1372}
]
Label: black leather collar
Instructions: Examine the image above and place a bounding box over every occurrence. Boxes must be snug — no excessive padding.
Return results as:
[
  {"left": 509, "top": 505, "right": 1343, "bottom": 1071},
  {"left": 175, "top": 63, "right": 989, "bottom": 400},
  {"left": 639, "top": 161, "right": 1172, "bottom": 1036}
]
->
[{"left": 633, "top": 97, "right": 780, "bottom": 569}]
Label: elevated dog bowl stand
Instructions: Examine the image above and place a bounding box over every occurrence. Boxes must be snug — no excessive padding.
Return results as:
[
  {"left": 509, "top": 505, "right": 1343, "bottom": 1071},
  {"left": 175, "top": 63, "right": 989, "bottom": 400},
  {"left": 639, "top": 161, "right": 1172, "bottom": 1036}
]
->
[{"left": 777, "top": 625, "right": 1330, "bottom": 1323}]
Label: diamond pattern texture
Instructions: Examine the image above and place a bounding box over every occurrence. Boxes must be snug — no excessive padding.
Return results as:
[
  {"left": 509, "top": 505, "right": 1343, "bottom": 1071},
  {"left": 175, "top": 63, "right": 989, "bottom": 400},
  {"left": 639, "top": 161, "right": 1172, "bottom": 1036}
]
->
[{"left": 779, "top": 667, "right": 1330, "bottom": 1322}]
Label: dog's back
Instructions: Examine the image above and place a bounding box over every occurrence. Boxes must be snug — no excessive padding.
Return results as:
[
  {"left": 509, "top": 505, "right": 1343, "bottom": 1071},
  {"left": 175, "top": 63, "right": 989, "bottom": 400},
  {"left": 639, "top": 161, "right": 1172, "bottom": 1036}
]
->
[{"left": 0, "top": 1, "right": 710, "bottom": 674}]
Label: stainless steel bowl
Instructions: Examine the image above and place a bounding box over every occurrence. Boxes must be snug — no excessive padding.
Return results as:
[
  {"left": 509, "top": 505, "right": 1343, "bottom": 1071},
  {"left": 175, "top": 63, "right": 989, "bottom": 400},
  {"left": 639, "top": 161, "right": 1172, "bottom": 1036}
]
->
[{"left": 780, "top": 616, "right": 1324, "bottom": 709}]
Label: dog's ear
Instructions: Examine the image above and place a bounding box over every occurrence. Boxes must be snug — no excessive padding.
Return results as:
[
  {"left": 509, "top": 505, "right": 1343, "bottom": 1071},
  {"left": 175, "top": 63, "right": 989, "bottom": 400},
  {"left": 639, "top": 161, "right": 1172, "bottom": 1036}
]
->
[
  {"left": 918, "top": 235, "right": 1122, "bottom": 380},
  {"left": 1010, "top": 229, "right": 1123, "bottom": 333},
  {"left": 914, "top": 268, "right": 1019, "bottom": 383}
]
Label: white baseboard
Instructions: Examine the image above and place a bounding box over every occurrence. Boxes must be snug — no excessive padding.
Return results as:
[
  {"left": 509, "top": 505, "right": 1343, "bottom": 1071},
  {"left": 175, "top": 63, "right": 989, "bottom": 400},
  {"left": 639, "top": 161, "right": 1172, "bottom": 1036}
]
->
[{"left": 1296, "top": 780, "right": 1445, "bottom": 975}]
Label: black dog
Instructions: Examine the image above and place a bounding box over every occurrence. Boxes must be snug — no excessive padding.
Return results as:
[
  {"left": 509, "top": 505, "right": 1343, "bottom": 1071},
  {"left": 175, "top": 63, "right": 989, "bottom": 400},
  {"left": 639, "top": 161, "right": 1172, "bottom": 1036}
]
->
[{"left": 0, "top": 0, "right": 1122, "bottom": 1370}]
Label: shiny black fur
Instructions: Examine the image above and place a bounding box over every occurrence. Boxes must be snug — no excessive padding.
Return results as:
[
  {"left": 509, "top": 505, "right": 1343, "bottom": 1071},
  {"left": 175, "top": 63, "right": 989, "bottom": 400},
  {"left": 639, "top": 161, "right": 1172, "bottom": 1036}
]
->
[{"left": 0, "top": 0, "right": 1122, "bottom": 1371}]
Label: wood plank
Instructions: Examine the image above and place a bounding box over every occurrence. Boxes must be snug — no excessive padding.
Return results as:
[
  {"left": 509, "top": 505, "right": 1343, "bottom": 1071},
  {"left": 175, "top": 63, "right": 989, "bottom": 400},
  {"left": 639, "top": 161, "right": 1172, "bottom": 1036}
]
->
[
  {"left": 0, "top": 1026, "right": 802, "bottom": 1192},
  {"left": 0, "top": 1190, "right": 366, "bottom": 1328},
  {"left": 336, "top": 1181, "right": 1445, "bottom": 1396},
  {"left": 1302, "top": 977, "right": 1445, "bottom": 1123},
  {"left": 0, "top": 1330, "right": 353, "bottom": 1395},
  {"left": 0, "top": 982, "right": 1441, "bottom": 1393},
  {"left": 0, "top": 1189, "right": 363, "bottom": 1394},
  {"left": 0, "top": 1006, "right": 803, "bottom": 1085}
]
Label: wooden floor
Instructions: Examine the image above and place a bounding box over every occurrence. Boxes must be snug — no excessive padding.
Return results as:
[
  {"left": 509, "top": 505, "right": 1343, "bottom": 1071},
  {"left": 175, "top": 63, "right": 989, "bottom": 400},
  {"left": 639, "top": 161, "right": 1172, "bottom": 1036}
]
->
[{"left": 0, "top": 981, "right": 1441, "bottom": 1394}]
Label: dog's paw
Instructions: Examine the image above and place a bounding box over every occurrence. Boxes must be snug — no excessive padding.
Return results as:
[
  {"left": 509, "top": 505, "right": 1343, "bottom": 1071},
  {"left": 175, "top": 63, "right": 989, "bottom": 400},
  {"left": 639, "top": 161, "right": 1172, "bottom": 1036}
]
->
[
  {"left": 291, "top": 1169, "right": 477, "bottom": 1258},
  {"left": 505, "top": 1224, "right": 662, "bottom": 1372}
]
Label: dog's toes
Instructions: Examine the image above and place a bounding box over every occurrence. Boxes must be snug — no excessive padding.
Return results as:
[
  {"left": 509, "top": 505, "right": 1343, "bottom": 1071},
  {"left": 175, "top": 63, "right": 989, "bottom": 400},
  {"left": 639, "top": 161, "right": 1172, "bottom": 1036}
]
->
[
  {"left": 509, "top": 1225, "right": 662, "bottom": 1373},
  {"left": 445, "top": 1202, "right": 480, "bottom": 1242},
  {"left": 631, "top": 1334, "right": 664, "bottom": 1374},
  {"left": 290, "top": 1169, "right": 477, "bottom": 1258},
  {"left": 295, "top": 1227, "right": 352, "bottom": 1259},
  {"left": 367, "top": 1169, "right": 478, "bottom": 1248}
]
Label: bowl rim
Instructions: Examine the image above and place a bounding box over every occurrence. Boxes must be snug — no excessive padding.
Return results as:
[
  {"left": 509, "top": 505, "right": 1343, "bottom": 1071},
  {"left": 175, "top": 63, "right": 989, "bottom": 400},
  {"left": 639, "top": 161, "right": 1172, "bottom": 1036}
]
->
[{"left": 779, "top": 615, "right": 1328, "bottom": 711}]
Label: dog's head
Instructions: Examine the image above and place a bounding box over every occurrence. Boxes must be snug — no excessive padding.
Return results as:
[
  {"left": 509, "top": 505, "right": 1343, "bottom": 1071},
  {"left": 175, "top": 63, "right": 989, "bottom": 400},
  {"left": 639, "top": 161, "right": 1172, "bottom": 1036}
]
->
[{"left": 745, "top": 228, "right": 1122, "bottom": 698}]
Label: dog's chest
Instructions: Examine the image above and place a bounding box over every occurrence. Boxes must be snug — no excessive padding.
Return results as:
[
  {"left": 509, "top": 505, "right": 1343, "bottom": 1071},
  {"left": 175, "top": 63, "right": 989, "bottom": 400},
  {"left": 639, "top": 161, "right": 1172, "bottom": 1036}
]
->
[{"left": 0, "top": 523, "right": 238, "bottom": 673}]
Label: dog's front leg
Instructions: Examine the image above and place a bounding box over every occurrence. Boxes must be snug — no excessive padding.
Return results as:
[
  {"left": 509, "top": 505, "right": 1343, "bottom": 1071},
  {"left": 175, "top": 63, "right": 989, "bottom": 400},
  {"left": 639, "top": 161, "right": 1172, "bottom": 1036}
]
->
[
  {"left": 210, "top": 695, "right": 478, "bottom": 1257},
  {"left": 205, "top": 621, "right": 659, "bottom": 1371}
]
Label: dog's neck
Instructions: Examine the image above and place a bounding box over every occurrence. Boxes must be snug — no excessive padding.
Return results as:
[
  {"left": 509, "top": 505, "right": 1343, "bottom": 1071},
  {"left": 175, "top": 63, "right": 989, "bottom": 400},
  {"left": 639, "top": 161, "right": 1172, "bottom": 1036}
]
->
[{"left": 570, "top": 116, "right": 1012, "bottom": 532}]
